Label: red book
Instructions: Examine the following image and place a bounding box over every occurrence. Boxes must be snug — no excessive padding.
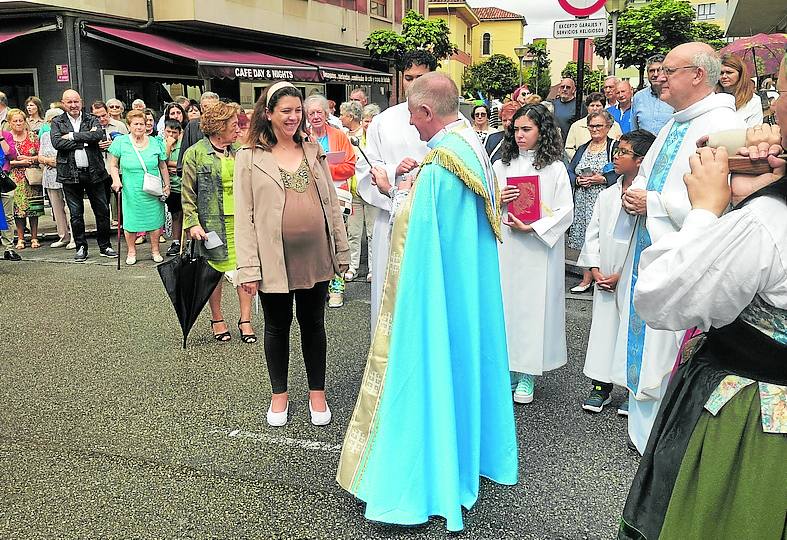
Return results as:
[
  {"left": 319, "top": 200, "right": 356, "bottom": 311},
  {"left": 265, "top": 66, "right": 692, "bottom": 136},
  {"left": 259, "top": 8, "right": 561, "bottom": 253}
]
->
[{"left": 507, "top": 175, "right": 540, "bottom": 224}]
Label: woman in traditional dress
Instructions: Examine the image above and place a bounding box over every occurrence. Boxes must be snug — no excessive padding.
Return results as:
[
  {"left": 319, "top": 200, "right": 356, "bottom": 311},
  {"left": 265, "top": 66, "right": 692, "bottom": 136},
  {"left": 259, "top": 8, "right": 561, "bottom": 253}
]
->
[
  {"left": 716, "top": 53, "right": 763, "bottom": 128},
  {"left": 567, "top": 110, "right": 619, "bottom": 293},
  {"left": 7, "top": 109, "right": 44, "bottom": 249},
  {"left": 180, "top": 101, "right": 256, "bottom": 345},
  {"left": 235, "top": 82, "right": 349, "bottom": 427},
  {"left": 619, "top": 57, "right": 787, "bottom": 539},
  {"left": 107, "top": 109, "right": 169, "bottom": 264},
  {"left": 495, "top": 103, "right": 574, "bottom": 404}
]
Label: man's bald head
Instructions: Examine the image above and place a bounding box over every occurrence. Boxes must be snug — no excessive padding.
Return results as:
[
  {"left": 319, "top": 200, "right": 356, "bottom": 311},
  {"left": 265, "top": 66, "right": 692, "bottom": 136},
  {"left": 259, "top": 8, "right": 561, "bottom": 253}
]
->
[
  {"left": 659, "top": 41, "right": 721, "bottom": 111},
  {"left": 61, "top": 89, "right": 83, "bottom": 118},
  {"left": 407, "top": 72, "right": 459, "bottom": 118},
  {"left": 406, "top": 72, "right": 460, "bottom": 141}
]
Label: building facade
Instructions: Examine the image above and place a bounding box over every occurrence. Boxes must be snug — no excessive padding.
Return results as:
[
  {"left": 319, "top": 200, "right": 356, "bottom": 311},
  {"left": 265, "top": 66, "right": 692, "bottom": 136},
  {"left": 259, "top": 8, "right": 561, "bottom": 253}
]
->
[
  {"left": 471, "top": 7, "right": 526, "bottom": 67},
  {"left": 427, "top": 0, "right": 478, "bottom": 90},
  {"left": 0, "top": 0, "right": 424, "bottom": 113}
]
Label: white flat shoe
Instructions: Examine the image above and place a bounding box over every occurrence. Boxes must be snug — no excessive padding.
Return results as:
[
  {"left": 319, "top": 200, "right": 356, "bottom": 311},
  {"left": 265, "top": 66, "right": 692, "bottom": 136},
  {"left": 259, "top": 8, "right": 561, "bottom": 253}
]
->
[
  {"left": 570, "top": 282, "right": 593, "bottom": 293},
  {"left": 152, "top": 252, "right": 164, "bottom": 263},
  {"left": 126, "top": 255, "right": 137, "bottom": 265},
  {"left": 50, "top": 239, "right": 67, "bottom": 248},
  {"left": 308, "top": 399, "right": 332, "bottom": 426},
  {"left": 267, "top": 401, "right": 289, "bottom": 427}
]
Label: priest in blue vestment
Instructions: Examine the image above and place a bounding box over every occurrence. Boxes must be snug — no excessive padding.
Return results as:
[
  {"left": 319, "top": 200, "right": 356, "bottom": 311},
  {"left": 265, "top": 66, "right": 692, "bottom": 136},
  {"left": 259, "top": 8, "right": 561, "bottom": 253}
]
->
[{"left": 336, "top": 72, "right": 518, "bottom": 532}]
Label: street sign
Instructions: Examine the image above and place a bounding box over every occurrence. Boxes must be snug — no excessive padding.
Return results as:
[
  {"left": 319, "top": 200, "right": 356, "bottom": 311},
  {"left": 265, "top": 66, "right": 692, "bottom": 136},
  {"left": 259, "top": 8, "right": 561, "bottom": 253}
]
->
[
  {"left": 557, "top": 0, "right": 607, "bottom": 17},
  {"left": 553, "top": 18, "right": 608, "bottom": 39}
]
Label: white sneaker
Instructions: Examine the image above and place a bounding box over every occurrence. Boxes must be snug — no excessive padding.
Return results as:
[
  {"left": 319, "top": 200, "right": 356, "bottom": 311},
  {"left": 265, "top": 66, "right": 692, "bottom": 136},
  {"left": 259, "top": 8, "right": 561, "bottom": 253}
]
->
[
  {"left": 308, "top": 400, "right": 332, "bottom": 426},
  {"left": 366, "top": 273, "right": 372, "bottom": 283},
  {"left": 328, "top": 292, "right": 344, "bottom": 308},
  {"left": 266, "top": 401, "right": 289, "bottom": 427}
]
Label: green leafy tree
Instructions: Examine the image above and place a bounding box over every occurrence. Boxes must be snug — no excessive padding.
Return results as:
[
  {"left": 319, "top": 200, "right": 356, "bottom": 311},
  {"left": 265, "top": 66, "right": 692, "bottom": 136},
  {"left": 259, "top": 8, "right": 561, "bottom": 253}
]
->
[
  {"left": 525, "top": 40, "right": 552, "bottom": 99},
  {"left": 595, "top": 0, "right": 696, "bottom": 83},
  {"left": 463, "top": 54, "right": 519, "bottom": 99},
  {"left": 562, "top": 61, "right": 606, "bottom": 95},
  {"left": 365, "top": 10, "right": 457, "bottom": 70},
  {"left": 692, "top": 21, "right": 726, "bottom": 50}
]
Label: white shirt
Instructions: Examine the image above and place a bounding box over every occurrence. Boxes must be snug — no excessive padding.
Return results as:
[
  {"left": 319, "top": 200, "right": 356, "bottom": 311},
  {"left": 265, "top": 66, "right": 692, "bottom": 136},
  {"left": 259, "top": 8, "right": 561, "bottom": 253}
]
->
[{"left": 68, "top": 113, "right": 89, "bottom": 168}]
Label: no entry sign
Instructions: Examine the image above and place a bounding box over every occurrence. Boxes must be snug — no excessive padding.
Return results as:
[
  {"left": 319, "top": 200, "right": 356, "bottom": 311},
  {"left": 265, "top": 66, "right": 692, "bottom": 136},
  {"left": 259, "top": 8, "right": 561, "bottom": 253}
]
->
[{"left": 557, "top": 0, "right": 607, "bottom": 17}]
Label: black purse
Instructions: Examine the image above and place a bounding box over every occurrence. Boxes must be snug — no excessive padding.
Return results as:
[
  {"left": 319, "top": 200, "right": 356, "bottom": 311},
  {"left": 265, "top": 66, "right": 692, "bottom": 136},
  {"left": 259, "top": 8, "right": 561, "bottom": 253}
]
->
[{"left": 0, "top": 169, "right": 15, "bottom": 194}]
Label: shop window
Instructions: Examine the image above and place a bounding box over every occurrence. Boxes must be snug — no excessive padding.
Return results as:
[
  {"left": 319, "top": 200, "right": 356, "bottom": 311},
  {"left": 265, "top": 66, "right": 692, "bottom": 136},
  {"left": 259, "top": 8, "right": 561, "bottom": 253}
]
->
[
  {"left": 0, "top": 70, "right": 37, "bottom": 109},
  {"left": 695, "top": 3, "right": 716, "bottom": 20},
  {"left": 482, "top": 33, "right": 491, "bottom": 56},
  {"left": 370, "top": 0, "right": 387, "bottom": 17}
]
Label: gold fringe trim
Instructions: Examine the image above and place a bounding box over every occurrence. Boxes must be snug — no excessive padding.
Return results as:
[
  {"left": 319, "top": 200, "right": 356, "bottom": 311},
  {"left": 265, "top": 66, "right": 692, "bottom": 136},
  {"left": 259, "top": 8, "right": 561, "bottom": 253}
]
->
[{"left": 419, "top": 146, "right": 503, "bottom": 242}]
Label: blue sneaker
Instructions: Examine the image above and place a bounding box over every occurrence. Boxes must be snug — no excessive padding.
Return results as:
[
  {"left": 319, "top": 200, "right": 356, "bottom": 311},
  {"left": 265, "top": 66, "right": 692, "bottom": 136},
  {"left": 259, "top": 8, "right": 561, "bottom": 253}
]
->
[
  {"left": 513, "top": 374, "right": 535, "bottom": 404},
  {"left": 582, "top": 385, "right": 612, "bottom": 413},
  {"left": 617, "top": 397, "right": 630, "bottom": 417}
]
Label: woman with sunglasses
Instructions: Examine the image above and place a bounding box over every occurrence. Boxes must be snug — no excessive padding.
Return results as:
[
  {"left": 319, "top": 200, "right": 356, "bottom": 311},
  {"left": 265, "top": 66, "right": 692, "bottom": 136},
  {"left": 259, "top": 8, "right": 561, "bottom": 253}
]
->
[{"left": 471, "top": 104, "right": 495, "bottom": 144}]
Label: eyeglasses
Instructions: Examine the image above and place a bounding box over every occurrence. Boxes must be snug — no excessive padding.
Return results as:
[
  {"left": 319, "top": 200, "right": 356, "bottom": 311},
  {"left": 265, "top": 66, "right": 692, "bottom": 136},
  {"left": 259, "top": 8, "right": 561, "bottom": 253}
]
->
[
  {"left": 587, "top": 124, "right": 608, "bottom": 130},
  {"left": 474, "top": 112, "right": 487, "bottom": 117},
  {"left": 657, "top": 65, "right": 698, "bottom": 77},
  {"left": 613, "top": 147, "right": 640, "bottom": 158},
  {"left": 559, "top": 85, "right": 573, "bottom": 90}
]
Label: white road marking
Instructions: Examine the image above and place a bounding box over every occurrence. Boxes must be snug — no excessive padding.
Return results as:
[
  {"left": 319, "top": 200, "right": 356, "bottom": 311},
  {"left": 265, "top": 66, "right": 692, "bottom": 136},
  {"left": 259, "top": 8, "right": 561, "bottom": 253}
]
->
[{"left": 208, "top": 428, "right": 342, "bottom": 453}]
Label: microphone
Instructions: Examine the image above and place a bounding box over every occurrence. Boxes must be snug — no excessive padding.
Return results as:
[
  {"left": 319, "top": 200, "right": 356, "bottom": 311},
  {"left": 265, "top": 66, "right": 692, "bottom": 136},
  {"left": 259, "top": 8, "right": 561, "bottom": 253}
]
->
[{"left": 350, "top": 136, "right": 373, "bottom": 166}]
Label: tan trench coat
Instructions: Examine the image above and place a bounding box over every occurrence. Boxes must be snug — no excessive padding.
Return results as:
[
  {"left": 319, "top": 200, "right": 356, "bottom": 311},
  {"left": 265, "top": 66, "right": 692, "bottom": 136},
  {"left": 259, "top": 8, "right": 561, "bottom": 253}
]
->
[{"left": 234, "top": 140, "right": 350, "bottom": 293}]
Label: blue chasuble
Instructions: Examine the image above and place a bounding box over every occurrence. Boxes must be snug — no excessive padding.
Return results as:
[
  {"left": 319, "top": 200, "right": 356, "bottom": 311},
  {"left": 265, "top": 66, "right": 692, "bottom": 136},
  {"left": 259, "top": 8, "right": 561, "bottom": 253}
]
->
[{"left": 337, "top": 130, "right": 517, "bottom": 532}]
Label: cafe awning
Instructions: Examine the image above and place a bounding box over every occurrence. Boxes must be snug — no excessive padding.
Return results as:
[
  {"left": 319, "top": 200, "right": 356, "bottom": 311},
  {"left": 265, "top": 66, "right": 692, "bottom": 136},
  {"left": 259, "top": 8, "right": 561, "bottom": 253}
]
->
[
  {"left": 0, "top": 22, "right": 59, "bottom": 45},
  {"left": 84, "top": 25, "right": 322, "bottom": 82},
  {"left": 314, "top": 60, "right": 392, "bottom": 84}
]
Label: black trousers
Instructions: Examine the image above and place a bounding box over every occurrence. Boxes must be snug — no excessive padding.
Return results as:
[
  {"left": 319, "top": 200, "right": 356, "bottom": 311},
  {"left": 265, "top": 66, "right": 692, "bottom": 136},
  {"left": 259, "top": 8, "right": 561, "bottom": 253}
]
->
[
  {"left": 259, "top": 281, "right": 329, "bottom": 394},
  {"left": 62, "top": 172, "right": 111, "bottom": 250}
]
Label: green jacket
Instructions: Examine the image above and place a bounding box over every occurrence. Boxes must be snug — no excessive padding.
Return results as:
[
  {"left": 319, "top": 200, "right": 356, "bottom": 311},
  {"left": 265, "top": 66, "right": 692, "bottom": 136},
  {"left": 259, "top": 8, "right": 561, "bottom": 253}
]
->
[{"left": 181, "top": 137, "right": 238, "bottom": 261}]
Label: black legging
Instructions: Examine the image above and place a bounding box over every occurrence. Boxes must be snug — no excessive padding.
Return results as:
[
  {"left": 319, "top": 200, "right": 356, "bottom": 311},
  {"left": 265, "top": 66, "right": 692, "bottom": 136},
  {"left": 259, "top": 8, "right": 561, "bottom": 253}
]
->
[{"left": 260, "top": 281, "right": 329, "bottom": 394}]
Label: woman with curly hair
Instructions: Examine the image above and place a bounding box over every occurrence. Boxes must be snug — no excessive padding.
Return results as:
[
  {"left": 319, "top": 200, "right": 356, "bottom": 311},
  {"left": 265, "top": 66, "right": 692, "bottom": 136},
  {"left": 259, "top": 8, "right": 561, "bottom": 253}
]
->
[{"left": 494, "top": 104, "right": 574, "bottom": 404}]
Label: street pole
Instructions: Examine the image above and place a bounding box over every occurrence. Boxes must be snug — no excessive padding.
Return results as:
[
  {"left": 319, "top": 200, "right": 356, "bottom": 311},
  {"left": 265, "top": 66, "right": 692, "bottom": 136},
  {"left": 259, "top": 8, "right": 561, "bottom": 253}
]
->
[
  {"left": 576, "top": 37, "right": 586, "bottom": 119},
  {"left": 610, "top": 10, "right": 618, "bottom": 75},
  {"left": 514, "top": 45, "right": 527, "bottom": 92}
]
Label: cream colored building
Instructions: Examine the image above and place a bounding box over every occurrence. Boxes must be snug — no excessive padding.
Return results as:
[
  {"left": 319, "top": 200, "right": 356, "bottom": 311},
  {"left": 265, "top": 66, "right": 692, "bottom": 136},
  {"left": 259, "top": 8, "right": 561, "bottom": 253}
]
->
[
  {"left": 0, "top": 0, "right": 415, "bottom": 110},
  {"left": 427, "top": 0, "right": 479, "bottom": 89},
  {"left": 470, "top": 7, "right": 526, "bottom": 66}
]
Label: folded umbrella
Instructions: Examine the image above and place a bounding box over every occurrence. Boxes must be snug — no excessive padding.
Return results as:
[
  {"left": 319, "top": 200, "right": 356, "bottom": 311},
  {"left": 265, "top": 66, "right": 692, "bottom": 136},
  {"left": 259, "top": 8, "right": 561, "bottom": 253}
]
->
[{"left": 157, "top": 240, "right": 223, "bottom": 348}]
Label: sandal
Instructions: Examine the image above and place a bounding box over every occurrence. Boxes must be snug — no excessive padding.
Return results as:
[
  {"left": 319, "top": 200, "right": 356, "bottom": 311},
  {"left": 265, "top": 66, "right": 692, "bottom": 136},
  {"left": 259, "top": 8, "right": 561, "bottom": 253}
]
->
[
  {"left": 237, "top": 320, "right": 258, "bottom": 344},
  {"left": 30, "top": 239, "right": 40, "bottom": 249},
  {"left": 210, "top": 319, "right": 231, "bottom": 342},
  {"left": 15, "top": 241, "right": 25, "bottom": 250}
]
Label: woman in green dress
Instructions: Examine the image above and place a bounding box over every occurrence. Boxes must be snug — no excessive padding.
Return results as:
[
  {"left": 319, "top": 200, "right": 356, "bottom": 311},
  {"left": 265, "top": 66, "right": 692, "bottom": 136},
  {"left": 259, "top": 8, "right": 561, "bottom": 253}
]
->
[
  {"left": 108, "top": 109, "right": 170, "bottom": 264},
  {"left": 181, "top": 101, "right": 256, "bottom": 344}
]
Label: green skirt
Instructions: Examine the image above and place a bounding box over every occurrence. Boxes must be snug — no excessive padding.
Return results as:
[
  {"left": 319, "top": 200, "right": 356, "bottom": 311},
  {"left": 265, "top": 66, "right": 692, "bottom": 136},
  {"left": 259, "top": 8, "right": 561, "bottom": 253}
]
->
[
  {"left": 208, "top": 215, "right": 236, "bottom": 274},
  {"left": 660, "top": 384, "right": 787, "bottom": 539}
]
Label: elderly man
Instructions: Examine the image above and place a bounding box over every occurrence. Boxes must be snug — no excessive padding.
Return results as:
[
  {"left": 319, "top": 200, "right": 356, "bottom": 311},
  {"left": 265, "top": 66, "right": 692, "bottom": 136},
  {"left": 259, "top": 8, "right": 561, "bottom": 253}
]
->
[
  {"left": 337, "top": 72, "right": 517, "bottom": 533},
  {"left": 551, "top": 77, "right": 586, "bottom": 139},
  {"left": 631, "top": 54, "right": 674, "bottom": 135},
  {"left": 613, "top": 42, "right": 745, "bottom": 453},
  {"left": 356, "top": 50, "right": 436, "bottom": 328},
  {"left": 176, "top": 91, "right": 219, "bottom": 175},
  {"left": 349, "top": 88, "right": 368, "bottom": 107},
  {"left": 51, "top": 89, "right": 117, "bottom": 261},
  {"left": 608, "top": 80, "right": 634, "bottom": 134},
  {"left": 603, "top": 76, "right": 620, "bottom": 108}
]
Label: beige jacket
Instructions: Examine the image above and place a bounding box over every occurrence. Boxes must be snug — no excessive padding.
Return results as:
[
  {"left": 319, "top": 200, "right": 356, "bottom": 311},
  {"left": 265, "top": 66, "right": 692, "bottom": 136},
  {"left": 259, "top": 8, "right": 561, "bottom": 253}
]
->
[{"left": 234, "top": 140, "right": 350, "bottom": 293}]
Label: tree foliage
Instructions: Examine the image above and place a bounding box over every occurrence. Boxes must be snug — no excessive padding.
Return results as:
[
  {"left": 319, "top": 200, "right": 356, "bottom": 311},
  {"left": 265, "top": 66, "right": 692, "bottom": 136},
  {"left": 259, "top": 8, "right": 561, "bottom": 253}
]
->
[
  {"left": 562, "top": 61, "right": 606, "bottom": 94},
  {"left": 692, "top": 21, "right": 726, "bottom": 50},
  {"left": 594, "top": 0, "right": 697, "bottom": 74},
  {"left": 364, "top": 11, "right": 458, "bottom": 70},
  {"left": 525, "top": 41, "right": 552, "bottom": 98},
  {"left": 463, "top": 54, "right": 520, "bottom": 99}
]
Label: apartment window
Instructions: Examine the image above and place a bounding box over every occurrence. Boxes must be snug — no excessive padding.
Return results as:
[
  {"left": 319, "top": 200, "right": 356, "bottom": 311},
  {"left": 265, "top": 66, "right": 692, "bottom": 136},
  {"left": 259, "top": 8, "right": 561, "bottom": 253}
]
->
[
  {"left": 405, "top": 0, "right": 415, "bottom": 12},
  {"left": 370, "top": 0, "right": 387, "bottom": 17},
  {"left": 696, "top": 3, "right": 716, "bottom": 20},
  {"left": 482, "top": 33, "right": 491, "bottom": 56}
]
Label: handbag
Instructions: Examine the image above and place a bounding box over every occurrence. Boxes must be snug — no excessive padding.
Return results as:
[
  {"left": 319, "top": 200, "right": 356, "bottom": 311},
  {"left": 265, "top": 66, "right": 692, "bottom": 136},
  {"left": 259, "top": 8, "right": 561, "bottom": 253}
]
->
[
  {"left": 25, "top": 165, "right": 43, "bottom": 186},
  {"left": 132, "top": 142, "right": 164, "bottom": 198},
  {"left": 0, "top": 169, "right": 15, "bottom": 193}
]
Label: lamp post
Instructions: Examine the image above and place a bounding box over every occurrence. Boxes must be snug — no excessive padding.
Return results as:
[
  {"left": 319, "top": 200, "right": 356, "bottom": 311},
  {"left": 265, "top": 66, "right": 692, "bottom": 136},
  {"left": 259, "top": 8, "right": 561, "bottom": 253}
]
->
[
  {"left": 605, "top": 0, "right": 627, "bottom": 76},
  {"left": 514, "top": 45, "right": 527, "bottom": 90}
]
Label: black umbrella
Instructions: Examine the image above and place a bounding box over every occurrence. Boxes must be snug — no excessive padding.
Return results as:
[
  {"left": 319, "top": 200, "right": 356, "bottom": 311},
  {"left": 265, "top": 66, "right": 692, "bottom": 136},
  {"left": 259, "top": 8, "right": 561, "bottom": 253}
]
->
[{"left": 157, "top": 241, "right": 223, "bottom": 348}]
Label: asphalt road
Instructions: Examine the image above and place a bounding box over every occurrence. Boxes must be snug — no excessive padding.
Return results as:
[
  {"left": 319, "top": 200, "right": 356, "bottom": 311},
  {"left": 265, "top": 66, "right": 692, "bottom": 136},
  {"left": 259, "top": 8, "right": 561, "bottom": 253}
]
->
[{"left": 0, "top": 245, "right": 638, "bottom": 540}]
